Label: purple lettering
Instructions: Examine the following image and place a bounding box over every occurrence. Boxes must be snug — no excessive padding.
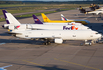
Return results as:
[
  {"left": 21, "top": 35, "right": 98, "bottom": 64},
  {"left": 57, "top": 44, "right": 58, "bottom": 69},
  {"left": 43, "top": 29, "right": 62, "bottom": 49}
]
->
[{"left": 63, "top": 26, "right": 72, "bottom": 30}]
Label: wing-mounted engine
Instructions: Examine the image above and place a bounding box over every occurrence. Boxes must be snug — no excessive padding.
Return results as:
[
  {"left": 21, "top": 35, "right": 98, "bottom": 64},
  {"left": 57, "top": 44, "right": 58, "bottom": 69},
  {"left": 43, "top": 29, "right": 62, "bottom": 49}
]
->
[{"left": 54, "top": 38, "right": 63, "bottom": 44}]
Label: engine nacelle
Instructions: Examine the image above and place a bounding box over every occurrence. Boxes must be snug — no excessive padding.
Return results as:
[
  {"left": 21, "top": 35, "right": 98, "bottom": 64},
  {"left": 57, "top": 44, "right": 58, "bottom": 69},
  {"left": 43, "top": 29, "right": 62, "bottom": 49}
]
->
[
  {"left": 54, "top": 38, "right": 63, "bottom": 44},
  {"left": 3, "top": 24, "right": 10, "bottom": 29}
]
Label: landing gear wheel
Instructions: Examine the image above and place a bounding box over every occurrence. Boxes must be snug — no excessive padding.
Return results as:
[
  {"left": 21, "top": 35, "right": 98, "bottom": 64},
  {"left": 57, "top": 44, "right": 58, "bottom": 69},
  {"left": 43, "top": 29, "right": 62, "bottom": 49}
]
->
[
  {"left": 43, "top": 42, "right": 51, "bottom": 45},
  {"left": 43, "top": 39, "right": 51, "bottom": 45}
]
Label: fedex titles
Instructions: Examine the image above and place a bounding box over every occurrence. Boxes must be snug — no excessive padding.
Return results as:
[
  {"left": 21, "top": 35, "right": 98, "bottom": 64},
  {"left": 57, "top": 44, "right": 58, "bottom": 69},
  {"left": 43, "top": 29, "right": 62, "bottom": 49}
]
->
[{"left": 63, "top": 26, "right": 78, "bottom": 30}]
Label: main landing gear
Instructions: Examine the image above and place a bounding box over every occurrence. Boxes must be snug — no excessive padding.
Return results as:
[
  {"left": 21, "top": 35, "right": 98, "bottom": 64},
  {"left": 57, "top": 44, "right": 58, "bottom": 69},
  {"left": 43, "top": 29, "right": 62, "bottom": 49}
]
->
[
  {"left": 43, "top": 39, "right": 51, "bottom": 45},
  {"left": 81, "top": 39, "right": 99, "bottom": 46},
  {"left": 81, "top": 40, "right": 94, "bottom": 46},
  {"left": 84, "top": 40, "right": 92, "bottom": 46}
]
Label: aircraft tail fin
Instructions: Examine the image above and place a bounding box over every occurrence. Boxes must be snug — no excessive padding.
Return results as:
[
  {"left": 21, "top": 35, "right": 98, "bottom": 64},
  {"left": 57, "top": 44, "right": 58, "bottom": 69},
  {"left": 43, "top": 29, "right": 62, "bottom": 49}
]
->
[
  {"left": 2, "top": 10, "right": 21, "bottom": 25},
  {"left": 41, "top": 13, "right": 51, "bottom": 22},
  {"left": 2, "top": 10, "right": 10, "bottom": 24},
  {"left": 32, "top": 15, "right": 43, "bottom": 24},
  {"left": 61, "top": 14, "right": 67, "bottom": 21}
]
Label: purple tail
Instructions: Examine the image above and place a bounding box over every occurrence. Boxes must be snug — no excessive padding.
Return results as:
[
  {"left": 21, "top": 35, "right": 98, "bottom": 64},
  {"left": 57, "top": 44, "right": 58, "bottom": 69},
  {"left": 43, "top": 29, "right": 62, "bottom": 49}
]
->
[
  {"left": 32, "top": 15, "right": 43, "bottom": 24},
  {"left": 2, "top": 10, "right": 10, "bottom": 24}
]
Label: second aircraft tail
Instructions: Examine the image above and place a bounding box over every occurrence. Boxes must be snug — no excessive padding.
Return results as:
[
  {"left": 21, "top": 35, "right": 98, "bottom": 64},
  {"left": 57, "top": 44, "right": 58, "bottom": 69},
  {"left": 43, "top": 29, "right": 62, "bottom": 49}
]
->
[
  {"left": 41, "top": 13, "right": 51, "bottom": 22},
  {"left": 61, "top": 14, "right": 67, "bottom": 21}
]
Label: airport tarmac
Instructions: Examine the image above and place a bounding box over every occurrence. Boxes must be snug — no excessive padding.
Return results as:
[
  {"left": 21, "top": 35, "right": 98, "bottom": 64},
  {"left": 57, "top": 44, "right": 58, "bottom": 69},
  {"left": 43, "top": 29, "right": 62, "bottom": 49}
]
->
[{"left": 0, "top": 9, "right": 103, "bottom": 70}]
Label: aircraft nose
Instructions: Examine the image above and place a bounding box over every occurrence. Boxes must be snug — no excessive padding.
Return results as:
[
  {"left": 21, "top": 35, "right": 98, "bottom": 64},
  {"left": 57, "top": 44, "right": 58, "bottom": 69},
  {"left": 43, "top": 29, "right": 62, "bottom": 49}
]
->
[{"left": 97, "top": 34, "right": 102, "bottom": 38}]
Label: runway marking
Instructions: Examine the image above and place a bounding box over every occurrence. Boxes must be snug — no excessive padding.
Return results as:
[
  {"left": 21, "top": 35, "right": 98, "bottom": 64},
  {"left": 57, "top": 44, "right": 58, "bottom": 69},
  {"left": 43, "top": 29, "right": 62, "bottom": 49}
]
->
[
  {"left": 54, "top": 58, "right": 100, "bottom": 70},
  {"left": 23, "top": 60, "right": 58, "bottom": 70},
  {"left": 0, "top": 43, "right": 6, "bottom": 45},
  {"left": 23, "top": 60, "right": 44, "bottom": 66}
]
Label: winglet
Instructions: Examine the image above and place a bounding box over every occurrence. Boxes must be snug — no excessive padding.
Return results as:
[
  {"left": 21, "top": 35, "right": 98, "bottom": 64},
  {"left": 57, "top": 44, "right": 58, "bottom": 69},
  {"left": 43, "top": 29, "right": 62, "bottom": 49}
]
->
[
  {"left": 41, "top": 13, "right": 50, "bottom": 22},
  {"left": 61, "top": 14, "right": 67, "bottom": 21},
  {"left": 2, "top": 10, "right": 10, "bottom": 24},
  {"left": 32, "top": 15, "right": 43, "bottom": 24}
]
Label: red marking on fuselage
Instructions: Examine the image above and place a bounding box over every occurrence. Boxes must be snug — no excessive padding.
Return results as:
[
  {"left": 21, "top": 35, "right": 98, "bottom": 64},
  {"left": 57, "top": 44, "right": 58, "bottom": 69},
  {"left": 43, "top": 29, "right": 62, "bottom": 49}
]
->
[
  {"left": 72, "top": 26, "right": 78, "bottom": 30},
  {"left": 16, "top": 25, "right": 20, "bottom": 28}
]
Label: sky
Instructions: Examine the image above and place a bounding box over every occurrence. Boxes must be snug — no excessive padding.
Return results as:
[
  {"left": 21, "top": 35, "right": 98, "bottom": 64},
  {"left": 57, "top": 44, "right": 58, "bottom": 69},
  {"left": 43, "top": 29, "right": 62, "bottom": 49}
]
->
[{"left": 0, "top": 0, "right": 86, "bottom": 1}]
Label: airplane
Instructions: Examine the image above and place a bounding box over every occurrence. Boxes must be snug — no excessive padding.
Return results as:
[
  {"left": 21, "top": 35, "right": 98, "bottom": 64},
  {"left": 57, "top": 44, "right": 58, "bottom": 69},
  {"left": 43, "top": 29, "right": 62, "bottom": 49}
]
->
[
  {"left": 2, "top": 10, "right": 90, "bottom": 31},
  {"left": 85, "top": 10, "right": 103, "bottom": 15},
  {"left": 3, "top": 10, "right": 101, "bottom": 45},
  {"left": 33, "top": 14, "right": 82, "bottom": 25},
  {"left": 79, "top": 6, "right": 103, "bottom": 15},
  {"left": 95, "top": 7, "right": 103, "bottom": 11},
  {"left": 61, "top": 14, "right": 90, "bottom": 23},
  {"left": 41, "top": 13, "right": 88, "bottom": 25},
  {"left": 8, "top": 29, "right": 102, "bottom": 45},
  {"left": 0, "top": 65, "right": 12, "bottom": 70},
  {"left": 89, "top": 4, "right": 103, "bottom": 11},
  {"left": 78, "top": 6, "right": 103, "bottom": 20},
  {"left": 32, "top": 15, "right": 91, "bottom": 30}
]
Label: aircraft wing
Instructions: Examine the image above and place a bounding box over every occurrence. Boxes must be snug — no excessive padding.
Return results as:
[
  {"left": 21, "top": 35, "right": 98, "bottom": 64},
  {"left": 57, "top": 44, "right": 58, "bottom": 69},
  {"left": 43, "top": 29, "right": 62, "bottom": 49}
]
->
[{"left": 87, "top": 10, "right": 103, "bottom": 15}]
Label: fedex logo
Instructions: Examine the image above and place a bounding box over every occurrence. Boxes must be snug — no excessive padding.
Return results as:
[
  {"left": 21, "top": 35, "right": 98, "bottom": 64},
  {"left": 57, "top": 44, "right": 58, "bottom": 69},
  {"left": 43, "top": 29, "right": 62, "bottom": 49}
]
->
[
  {"left": 34, "top": 19, "right": 39, "bottom": 21},
  {"left": 63, "top": 26, "right": 78, "bottom": 30}
]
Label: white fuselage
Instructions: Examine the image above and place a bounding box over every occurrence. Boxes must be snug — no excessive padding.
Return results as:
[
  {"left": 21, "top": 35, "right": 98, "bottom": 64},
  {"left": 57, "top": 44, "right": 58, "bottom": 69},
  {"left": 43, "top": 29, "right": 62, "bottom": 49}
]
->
[
  {"left": 95, "top": 7, "right": 103, "bottom": 11},
  {"left": 13, "top": 30, "right": 101, "bottom": 41},
  {"left": 3, "top": 22, "right": 82, "bottom": 29},
  {"left": 86, "top": 10, "right": 103, "bottom": 15},
  {"left": 41, "top": 22, "right": 82, "bottom": 25},
  {"left": 8, "top": 24, "right": 91, "bottom": 31}
]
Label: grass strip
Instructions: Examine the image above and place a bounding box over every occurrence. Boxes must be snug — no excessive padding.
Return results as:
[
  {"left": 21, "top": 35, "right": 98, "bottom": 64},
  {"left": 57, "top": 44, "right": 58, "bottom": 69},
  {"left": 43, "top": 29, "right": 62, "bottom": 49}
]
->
[{"left": 0, "top": 8, "right": 73, "bottom": 22}]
